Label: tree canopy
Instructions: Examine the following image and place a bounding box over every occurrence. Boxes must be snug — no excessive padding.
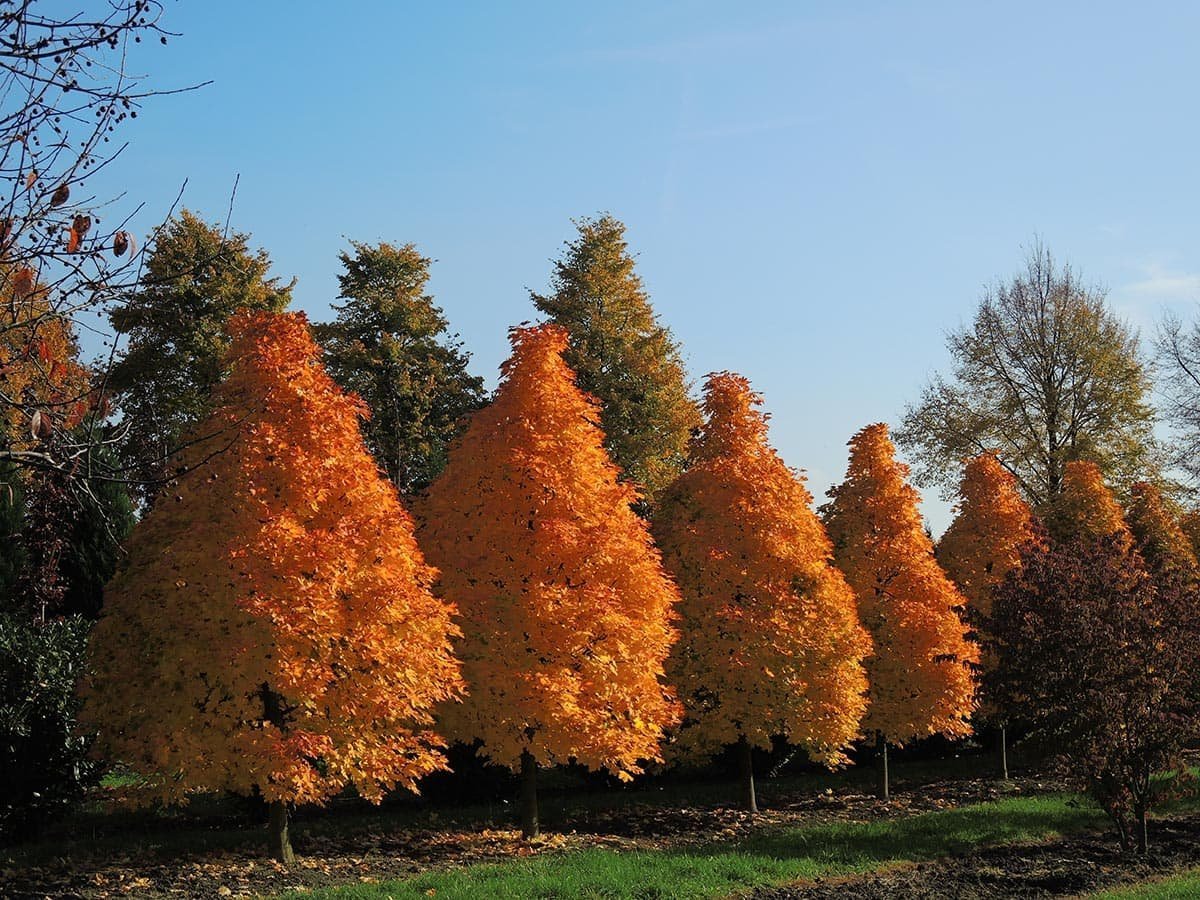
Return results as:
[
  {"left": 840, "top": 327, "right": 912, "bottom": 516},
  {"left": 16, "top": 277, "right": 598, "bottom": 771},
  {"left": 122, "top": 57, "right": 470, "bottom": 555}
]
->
[
  {"left": 107, "top": 210, "right": 293, "bottom": 500},
  {"left": 419, "top": 324, "right": 681, "bottom": 804},
  {"left": 897, "top": 245, "right": 1156, "bottom": 505},
  {"left": 654, "top": 372, "right": 870, "bottom": 773},
  {"left": 531, "top": 215, "right": 700, "bottom": 506},
  {"left": 81, "top": 310, "right": 462, "bottom": 861},
  {"left": 822, "top": 424, "right": 977, "bottom": 747},
  {"left": 315, "top": 241, "right": 485, "bottom": 494}
]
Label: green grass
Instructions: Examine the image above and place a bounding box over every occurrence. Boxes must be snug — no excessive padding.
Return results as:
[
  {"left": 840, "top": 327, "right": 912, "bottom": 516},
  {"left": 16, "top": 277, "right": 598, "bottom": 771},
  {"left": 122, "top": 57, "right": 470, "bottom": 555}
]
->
[
  {"left": 1090, "top": 869, "right": 1200, "bottom": 899},
  {"left": 289, "top": 794, "right": 1106, "bottom": 899}
]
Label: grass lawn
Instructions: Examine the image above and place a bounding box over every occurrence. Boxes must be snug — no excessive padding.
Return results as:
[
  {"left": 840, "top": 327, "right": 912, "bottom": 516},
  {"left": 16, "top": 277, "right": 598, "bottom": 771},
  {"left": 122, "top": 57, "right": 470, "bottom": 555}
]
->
[
  {"left": 1090, "top": 869, "right": 1200, "bottom": 899},
  {"left": 287, "top": 793, "right": 1106, "bottom": 899}
]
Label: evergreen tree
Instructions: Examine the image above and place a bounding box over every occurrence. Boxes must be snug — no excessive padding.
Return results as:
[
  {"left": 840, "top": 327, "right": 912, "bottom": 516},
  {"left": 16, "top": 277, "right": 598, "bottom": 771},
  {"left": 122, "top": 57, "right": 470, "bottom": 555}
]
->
[
  {"left": 655, "top": 373, "right": 870, "bottom": 812},
  {"left": 315, "top": 241, "right": 485, "bottom": 493},
  {"left": 419, "top": 324, "right": 681, "bottom": 838},
  {"left": 107, "top": 210, "right": 293, "bottom": 500},
  {"left": 532, "top": 215, "right": 700, "bottom": 505}
]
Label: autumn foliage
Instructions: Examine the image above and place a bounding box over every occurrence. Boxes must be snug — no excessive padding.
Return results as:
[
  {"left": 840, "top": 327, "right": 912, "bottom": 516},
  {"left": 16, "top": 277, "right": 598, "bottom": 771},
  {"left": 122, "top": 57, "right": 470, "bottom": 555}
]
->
[
  {"left": 419, "top": 324, "right": 681, "bottom": 781},
  {"left": 1, "top": 271, "right": 93, "bottom": 450},
  {"left": 1126, "top": 481, "right": 1198, "bottom": 582},
  {"left": 822, "top": 424, "right": 977, "bottom": 745},
  {"left": 80, "top": 311, "right": 463, "bottom": 810},
  {"left": 989, "top": 533, "right": 1200, "bottom": 852},
  {"left": 1042, "top": 460, "right": 1131, "bottom": 547},
  {"left": 938, "top": 452, "right": 1040, "bottom": 623},
  {"left": 654, "top": 373, "right": 870, "bottom": 766}
]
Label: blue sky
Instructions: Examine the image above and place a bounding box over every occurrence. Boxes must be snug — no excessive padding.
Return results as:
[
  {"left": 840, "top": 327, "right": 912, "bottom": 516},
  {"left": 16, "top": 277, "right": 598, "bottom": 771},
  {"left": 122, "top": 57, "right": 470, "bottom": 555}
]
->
[{"left": 86, "top": 1, "right": 1200, "bottom": 532}]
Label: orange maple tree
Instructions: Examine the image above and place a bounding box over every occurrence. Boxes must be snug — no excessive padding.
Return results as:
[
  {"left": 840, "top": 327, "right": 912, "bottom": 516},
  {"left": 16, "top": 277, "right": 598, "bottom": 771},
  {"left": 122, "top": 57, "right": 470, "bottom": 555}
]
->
[
  {"left": 937, "top": 451, "right": 1039, "bottom": 775},
  {"left": 1126, "top": 481, "right": 1198, "bottom": 582},
  {"left": 938, "top": 451, "right": 1040, "bottom": 623},
  {"left": 654, "top": 372, "right": 870, "bottom": 812},
  {"left": 1042, "top": 460, "right": 1131, "bottom": 547},
  {"left": 418, "top": 323, "right": 681, "bottom": 838},
  {"left": 1178, "top": 509, "right": 1200, "bottom": 565},
  {"left": 822, "top": 423, "right": 977, "bottom": 798},
  {"left": 80, "top": 310, "right": 463, "bottom": 864}
]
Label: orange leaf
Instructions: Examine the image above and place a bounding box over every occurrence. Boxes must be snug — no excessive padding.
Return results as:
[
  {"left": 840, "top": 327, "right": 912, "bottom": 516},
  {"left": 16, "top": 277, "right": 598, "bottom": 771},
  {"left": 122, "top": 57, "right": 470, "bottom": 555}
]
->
[{"left": 12, "top": 267, "right": 34, "bottom": 298}]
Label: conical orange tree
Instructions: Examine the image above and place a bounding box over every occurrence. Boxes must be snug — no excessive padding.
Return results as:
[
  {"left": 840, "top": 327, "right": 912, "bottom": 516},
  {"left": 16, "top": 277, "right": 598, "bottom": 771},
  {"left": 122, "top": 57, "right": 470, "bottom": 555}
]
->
[
  {"left": 822, "top": 423, "right": 977, "bottom": 798},
  {"left": 1042, "top": 460, "right": 1131, "bottom": 547},
  {"left": 938, "top": 452, "right": 1039, "bottom": 625},
  {"left": 418, "top": 323, "right": 681, "bottom": 838},
  {"left": 937, "top": 451, "right": 1040, "bottom": 775},
  {"left": 80, "top": 311, "right": 463, "bottom": 864},
  {"left": 1126, "top": 481, "right": 1198, "bottom": 582},
  {"left": 654, "top": 373, "right": 870, "bottom": 812}
]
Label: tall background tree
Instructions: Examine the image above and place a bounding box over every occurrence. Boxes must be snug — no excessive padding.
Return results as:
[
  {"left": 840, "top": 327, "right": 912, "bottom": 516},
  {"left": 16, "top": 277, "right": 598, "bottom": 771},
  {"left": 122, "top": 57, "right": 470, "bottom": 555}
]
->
[
  {"left": 897, "top": 244, "right": 1157, "bottom": 505},
  {"left": 315, "top": 241, "right": 485, "bottom": 494},
  {"left": 654, "top": 372, "right": 870, "bottom": 813},
  {"left": 419, "top": 324, "right": 681, "bottom": 838},
  {"left": 531, "top": 215, "right": 700, "bottom": 506},
  {"left": 822, "top": 423, "right": 977, "bottom": 799},
  {"left": 1156, "top": 311, "right": 1200, "bottom": 489},
  {"left": 82, "top": 311, "right": 463, "bottom": 863},
  {"left": 106, "top": 209, "right": 293, "bottom": 501}
]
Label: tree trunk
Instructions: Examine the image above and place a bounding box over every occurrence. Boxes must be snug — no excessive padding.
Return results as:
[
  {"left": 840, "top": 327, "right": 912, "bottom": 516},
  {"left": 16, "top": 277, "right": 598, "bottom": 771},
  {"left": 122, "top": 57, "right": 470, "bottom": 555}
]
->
[
  {"left": 878, "top": 734, "right": 890, "bottom": 802},
  {"left": 737, "top": 736, "right": 758, "bottom": 814},
  {"left": 1000, "top": 725, "right": 1009, "bottom": 780},
  {"left": 268, "top": 800, "right": 295, "bottom": 866},
  {"left": 1136, "top": 805, "right": 1148, "bottom": 854},
  {"left": 520, "top": 750, "right": 539, "bottom": 839}
]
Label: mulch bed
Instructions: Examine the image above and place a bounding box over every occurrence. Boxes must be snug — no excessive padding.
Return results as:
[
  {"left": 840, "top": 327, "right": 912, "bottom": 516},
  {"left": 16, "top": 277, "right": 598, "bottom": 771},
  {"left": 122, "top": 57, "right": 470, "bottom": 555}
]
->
[{"left": 0, "top": 771, "right": 1184, "bottom": 899}]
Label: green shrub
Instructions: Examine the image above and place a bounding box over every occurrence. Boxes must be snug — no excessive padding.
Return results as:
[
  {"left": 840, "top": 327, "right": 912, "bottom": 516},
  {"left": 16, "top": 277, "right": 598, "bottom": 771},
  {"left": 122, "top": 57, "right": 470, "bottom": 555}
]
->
[{"left": 0, "top": 613, "right": 98, "bottom": 839}]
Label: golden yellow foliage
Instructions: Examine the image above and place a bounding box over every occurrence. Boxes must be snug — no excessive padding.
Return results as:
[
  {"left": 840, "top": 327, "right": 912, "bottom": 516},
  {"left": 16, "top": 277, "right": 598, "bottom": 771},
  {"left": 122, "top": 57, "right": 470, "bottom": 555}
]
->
[
  {"left": 1043, "top": 460, "right": 1131, "bottom": 547},
  {"left": 654, "top": 373, "right": 870, "bottom": 766},
  {"left": 418, "top": 324, "right": 681, "bottom": 778},
  {"left": 80, "top": 310, "right": 463, "bottom": 807},
  {"left": 1126, "top": 481, "right": 1198, "bottom": 580},
  {"left": 938, "top": 452, "right": 1039, "bottom": 621},
  {"left": 823, "top": 423, "right": 978, "bottom": 745}
]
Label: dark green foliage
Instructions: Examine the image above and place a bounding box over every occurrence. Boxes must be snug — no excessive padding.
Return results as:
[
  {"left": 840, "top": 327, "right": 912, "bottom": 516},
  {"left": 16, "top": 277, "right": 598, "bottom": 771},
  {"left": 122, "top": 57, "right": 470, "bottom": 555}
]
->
[
  {"left": 315, "top": 241, "right": 485, "bottom": 494},
  {"left": 532, "top": 215, "right": 700, "bottom": 506},
  {"left": 0, "top": 613, "right": 97, "bottom": 839},
  {"left": 107, "top": 210, "right": 293, "bottom": 501},
  {"left": 2, "top": 442, "right": 134, "bottom": 621},
  {"left": 0, "top": 464, "right": 25, "bottom": 602}
]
